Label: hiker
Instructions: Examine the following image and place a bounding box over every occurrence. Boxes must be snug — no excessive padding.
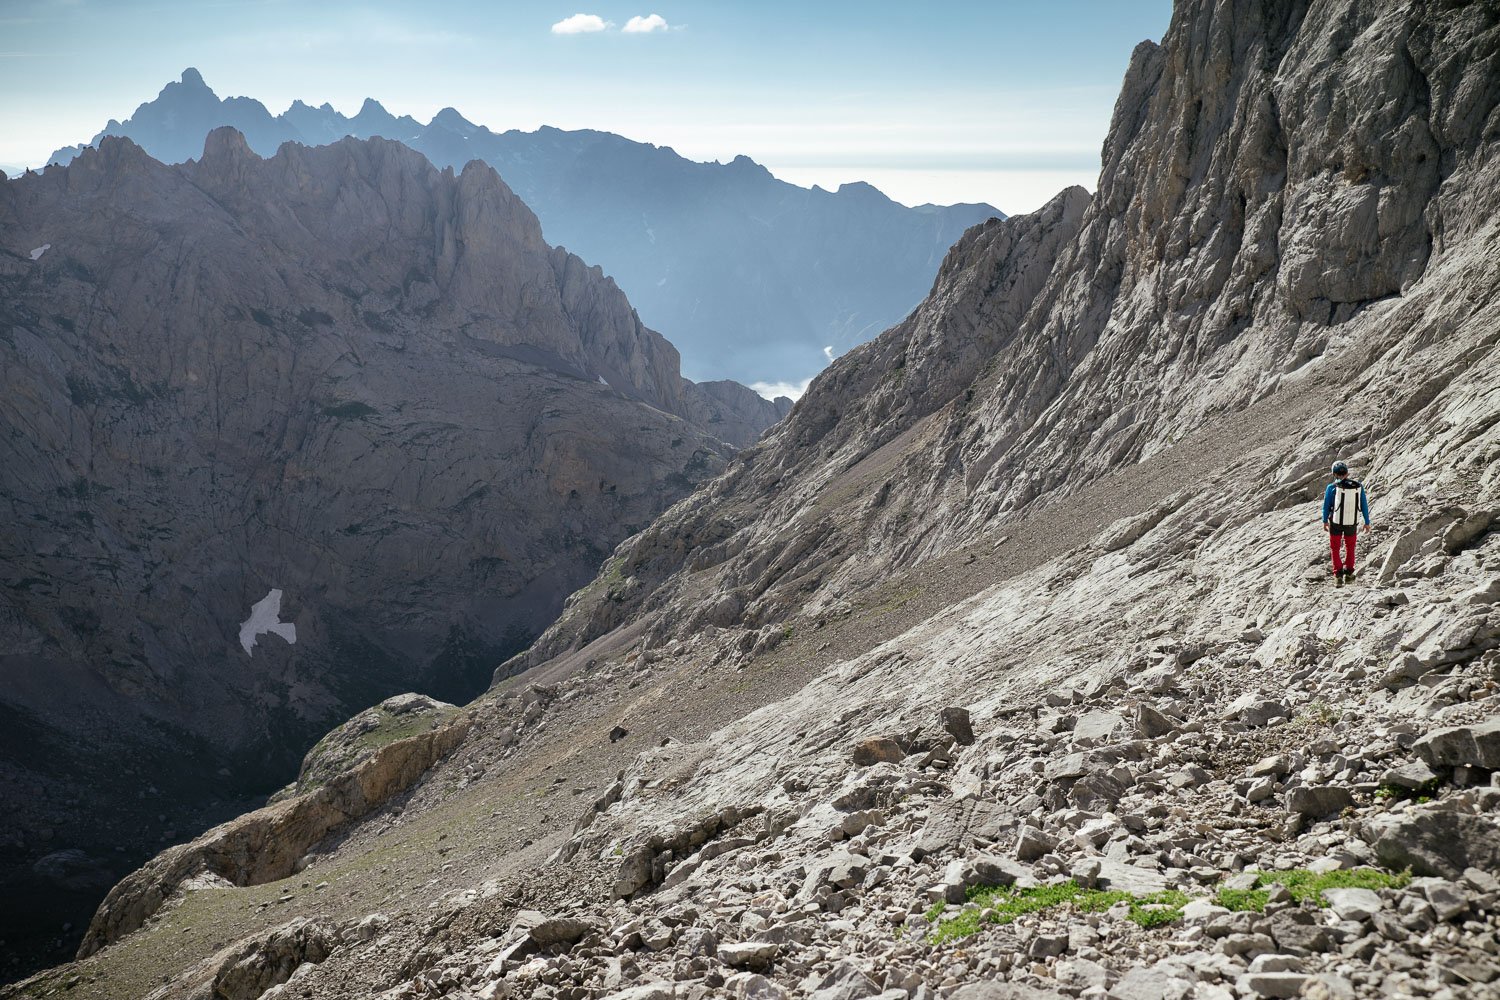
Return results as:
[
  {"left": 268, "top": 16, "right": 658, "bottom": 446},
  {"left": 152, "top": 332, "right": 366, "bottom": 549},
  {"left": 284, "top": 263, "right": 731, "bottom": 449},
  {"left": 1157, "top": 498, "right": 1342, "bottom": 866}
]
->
[{"left": 1322, "top": 461, "right": 1373, "bottom": 586}]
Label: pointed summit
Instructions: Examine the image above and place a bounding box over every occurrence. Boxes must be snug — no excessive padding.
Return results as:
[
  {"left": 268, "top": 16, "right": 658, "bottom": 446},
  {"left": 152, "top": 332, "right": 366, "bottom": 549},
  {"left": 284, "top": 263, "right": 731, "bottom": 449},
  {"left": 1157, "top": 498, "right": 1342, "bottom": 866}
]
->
[
  {"left": 180, "top": 67, "right": 207, "bottom": 88},
  {"left": 432, "top": 107, "right": 475, "bottom": 132}
]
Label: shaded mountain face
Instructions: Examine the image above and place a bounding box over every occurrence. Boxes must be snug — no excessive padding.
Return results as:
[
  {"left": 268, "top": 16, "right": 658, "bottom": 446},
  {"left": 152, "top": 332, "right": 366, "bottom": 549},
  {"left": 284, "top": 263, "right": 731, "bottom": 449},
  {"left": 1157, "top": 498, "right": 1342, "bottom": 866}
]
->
[
  {"left": 0, "top": 130, "right": 784, "bottom": 976},
  {"left": 47, "top": 70, "right": 1002, "bottom": 387}
]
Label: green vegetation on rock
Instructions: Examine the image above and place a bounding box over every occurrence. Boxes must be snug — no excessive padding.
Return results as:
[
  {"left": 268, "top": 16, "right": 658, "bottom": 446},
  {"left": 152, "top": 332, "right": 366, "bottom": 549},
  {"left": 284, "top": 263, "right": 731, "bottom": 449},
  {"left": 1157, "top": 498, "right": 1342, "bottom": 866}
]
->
[
  {"left": 1215, "top": 867, "right": 1410, "bottom": 912},
  {"left": 927, "top": 880, "right": 1190, "bottom": 945}
]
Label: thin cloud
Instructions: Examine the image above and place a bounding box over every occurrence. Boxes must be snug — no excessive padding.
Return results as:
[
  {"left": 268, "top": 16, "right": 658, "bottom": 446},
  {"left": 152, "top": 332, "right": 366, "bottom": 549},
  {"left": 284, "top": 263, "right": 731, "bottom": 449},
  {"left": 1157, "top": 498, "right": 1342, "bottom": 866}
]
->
[
  {"left": 750, "top": 378, "right": 813, "bottom": 401},
  {"left": 822, "top": 345, "right": 835, "bottom": 362},
  {"left": 551, "top": 13, "right": 611, "bottom": 34},
  {"left": 623, "top": 13, "right": 670, "bottom": 33}
]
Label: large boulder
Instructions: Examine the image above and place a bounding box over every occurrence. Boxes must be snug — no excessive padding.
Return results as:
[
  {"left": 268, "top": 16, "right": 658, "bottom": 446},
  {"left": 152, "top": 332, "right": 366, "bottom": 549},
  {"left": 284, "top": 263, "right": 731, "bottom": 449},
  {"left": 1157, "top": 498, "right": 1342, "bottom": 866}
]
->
[
  {"left": 1362, "top": 804, "right": 1500, "bottom": 878},
  {"left": 1414, "top": 718, "right": 1500, "bottom": 771}
]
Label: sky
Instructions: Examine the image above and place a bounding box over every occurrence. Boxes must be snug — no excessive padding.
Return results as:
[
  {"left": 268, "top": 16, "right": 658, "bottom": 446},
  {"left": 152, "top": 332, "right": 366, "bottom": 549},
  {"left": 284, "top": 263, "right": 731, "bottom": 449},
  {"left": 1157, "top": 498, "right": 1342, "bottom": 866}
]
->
[{"left": 0, "top": 0, "right": 1171, "bottom": 214}]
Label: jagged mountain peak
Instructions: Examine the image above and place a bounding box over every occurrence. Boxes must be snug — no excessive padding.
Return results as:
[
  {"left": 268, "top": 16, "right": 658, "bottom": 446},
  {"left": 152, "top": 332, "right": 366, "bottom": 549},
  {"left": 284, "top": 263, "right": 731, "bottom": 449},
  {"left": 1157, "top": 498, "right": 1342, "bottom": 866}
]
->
[
  {"left": 41, "top": 70, "right": 1002, "bottom": 386},
  {"left": 178, "top": 66, "right": 208, "bottom": 89}
]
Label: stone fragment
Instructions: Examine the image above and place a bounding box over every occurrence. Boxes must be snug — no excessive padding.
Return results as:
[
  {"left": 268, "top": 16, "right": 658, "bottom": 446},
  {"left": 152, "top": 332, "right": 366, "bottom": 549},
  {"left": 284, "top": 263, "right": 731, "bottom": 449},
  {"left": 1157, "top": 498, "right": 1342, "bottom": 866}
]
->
[
  {"left": 971, "top": 853, "right": 1029, "bottom": 887},
  {"left": 1320, "top": 887, "right": 1382, "bottom": 922},
  {"left": 1238, "top": 972, "right": 1310, "bottom": 998},
  {"left": 1134, "top": 703, "right": 1177, "bottom": 738},
  {"left": 719, "top": 940, "right": 780, "bottom": 971},
  {"left": 724, "top": 971, "right": 787, "bottom": 999},
  {"left": 851, "top": 737, "right": 905, "bottom": 766},
  {"left": 1015, "top": 826, "right": 1055, "bottom": 862},
  {"left": 1028, "top": 932, "right": 1068, "bottom": 958},
  {"left": 1414, "top": 718, "right": 1500, "bottom": 770},
  {"left": 1362, "top": 805, "right": 1500, "bottom": 877},
  {"left": 940, "top": 707, "right": 975, "bottom": 745},
  {"left": 1268, "top": 909, "right": 1332, "bottom": 953},
  {"left": 1073, "top": 710, "right": 1127, "bottom": 744},
  {"left": 1422, "top": 880, "right": 1470, "bottom": 921},
  {"left": 1286, "top": 785, "right": 1352, "bottom": 817},
  {"left": 1378, "top": 760, "right": 1438, "bottom": 789},
  {"left": 528, "top": 914, "right": 592, "bottom": 947},
  {"left": 1108, "top": 964, "right": 1191, "bottom": 1000}
]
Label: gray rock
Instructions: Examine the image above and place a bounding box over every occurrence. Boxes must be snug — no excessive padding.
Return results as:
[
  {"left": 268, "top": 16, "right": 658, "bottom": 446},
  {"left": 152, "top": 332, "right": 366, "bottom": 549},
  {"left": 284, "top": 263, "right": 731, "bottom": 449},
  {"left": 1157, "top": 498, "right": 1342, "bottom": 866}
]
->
[
  {"left": 1238, "top": 972, "right": 1310, "bottom": 998},
  {"left": 850, "top": 737, "right": 905, "bottom": 766},
  {"left": 528, "top": 914, "right": 593, "bottom": 947},
  {"left": 1286, "top": 785, "right": 1353, "bottom": 817},
  {"left": 940, "top": 707, "right": 975, "bottom": 745},
  {"left": 1414, "top": 718, "right": 1500, "bottom": 771},
  {"left": 1109, "top": 965, "right": 1191, "bottom": 1000},
  {"left": 1362, "top": 804, "right": 1500, "bottom": 878},
  {"left": 1134, "top": 703, "right": 1177, "bottom": 738},
  {"left": 1073, "top": 710, "right": 1127, "bottom": 745},
  {"left": 718, "top": 940, "right": 779, "bottom": 971},
  {"left": 1379, "top": 760, "right": 1439, "bottom": 790},
  {"left": 1015, "top": 826, "right": 1056, "bottom": 862},
  {"left": 1321, "top": 888, "right": 1382, "bottom": 922}
]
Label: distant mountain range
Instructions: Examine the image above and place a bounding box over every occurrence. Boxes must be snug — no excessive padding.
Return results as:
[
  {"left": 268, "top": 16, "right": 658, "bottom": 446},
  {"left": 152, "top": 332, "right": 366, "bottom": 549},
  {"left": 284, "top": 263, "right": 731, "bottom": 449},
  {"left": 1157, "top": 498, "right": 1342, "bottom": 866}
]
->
[{"left": 45, "top": 69, "right": 1003, "bottom": 388}]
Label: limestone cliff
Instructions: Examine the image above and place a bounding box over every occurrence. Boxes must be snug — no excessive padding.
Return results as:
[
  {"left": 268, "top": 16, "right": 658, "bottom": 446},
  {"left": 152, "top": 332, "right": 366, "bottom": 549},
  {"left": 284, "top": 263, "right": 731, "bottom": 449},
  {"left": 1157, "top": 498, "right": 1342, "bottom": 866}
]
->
[{"left": 0, "top": 130, "right": 780, "bottom": 975}]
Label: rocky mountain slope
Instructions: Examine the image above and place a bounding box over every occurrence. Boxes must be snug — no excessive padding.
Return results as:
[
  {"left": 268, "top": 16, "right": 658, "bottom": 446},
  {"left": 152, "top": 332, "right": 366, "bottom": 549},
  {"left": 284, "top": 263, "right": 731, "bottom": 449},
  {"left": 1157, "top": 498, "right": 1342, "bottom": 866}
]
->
[
  {"left": 10, "top": 1, "right": 1500, "bottom": 999},
  {"left": 0, "top": 130, "right": 786, "bottom": 978},
  {"left": 45, "top": 69, "right": 1002, "bottom": 387}
]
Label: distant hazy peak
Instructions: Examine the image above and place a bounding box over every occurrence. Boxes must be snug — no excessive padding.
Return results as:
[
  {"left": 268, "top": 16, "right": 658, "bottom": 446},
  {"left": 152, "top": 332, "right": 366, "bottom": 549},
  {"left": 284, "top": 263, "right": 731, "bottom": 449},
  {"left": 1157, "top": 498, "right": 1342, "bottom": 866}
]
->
[
  {"left": 179, "top": 67, "right": 208, "bottom": 89},
  {"left": 432, "top": 107, "right": 479, "bottom": 133}
]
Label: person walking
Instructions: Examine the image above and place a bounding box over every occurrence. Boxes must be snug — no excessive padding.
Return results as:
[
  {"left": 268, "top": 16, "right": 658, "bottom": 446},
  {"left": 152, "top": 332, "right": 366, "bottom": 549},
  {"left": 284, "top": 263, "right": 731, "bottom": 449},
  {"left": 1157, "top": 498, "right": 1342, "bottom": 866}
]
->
[{"left": 1322, "top": 461, "right": 1373, "bottom": 586}]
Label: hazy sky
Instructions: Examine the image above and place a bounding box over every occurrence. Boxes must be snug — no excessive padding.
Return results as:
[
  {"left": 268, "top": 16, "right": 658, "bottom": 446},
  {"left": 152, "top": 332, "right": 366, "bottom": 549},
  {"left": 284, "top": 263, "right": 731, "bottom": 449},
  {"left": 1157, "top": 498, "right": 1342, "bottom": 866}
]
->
[{"left": 0, "top": 0, "right": 1170, "bottom": 213}]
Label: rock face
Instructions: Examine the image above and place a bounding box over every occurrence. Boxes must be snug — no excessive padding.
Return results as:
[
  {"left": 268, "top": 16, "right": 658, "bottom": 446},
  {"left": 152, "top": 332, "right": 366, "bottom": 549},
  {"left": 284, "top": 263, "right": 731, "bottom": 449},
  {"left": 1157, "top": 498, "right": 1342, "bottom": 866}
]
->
[
  {"left": 14, "top": 3, "right": 1500, "bottom": 1000},
  {"left": 45, "top": 69, "right": 1003, "bottom": 387},
  {"left": 0, "top": 130, "right": 781, "bottom": 974}
]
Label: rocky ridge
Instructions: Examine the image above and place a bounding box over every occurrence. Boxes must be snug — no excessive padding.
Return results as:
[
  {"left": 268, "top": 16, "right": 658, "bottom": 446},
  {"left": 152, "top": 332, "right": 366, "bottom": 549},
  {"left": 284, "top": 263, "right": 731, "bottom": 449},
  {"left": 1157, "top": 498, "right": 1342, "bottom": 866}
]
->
[
  {"left": 43, "top": 68, "right": 1003, "bottom": 386},
  {"left": 9, "top": 1, "right": 1500, "bottom": 999},
  {"left": 0, "top": 129, "right": 784, "bottom": 976}
]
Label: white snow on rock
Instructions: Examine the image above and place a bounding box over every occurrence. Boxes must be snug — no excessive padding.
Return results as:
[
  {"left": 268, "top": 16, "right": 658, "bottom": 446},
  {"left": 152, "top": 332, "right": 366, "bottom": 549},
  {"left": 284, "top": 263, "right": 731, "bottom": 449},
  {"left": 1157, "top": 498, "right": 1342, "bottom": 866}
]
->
[
  {"left": 29, "top": 244, "right": 50, "bottom": 261},
  {"left": 238, "top": 588, "right": 297, "bottom": 655},
  {"left": 598, "top": 375, "right": 609, "bottom": 386}
]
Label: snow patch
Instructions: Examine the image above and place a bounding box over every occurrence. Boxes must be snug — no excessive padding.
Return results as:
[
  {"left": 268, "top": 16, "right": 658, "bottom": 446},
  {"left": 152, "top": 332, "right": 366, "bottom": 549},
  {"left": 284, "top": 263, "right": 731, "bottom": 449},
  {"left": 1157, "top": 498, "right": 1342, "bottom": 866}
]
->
[
  {"left": 598, "top": 375, "right": 609, "bottom": 386},
  {"left": 238, "top": 588, "right": 297, "bottom": 655},
  {"left": 29, "top": 244, "right": 50, "bottom": 261}
]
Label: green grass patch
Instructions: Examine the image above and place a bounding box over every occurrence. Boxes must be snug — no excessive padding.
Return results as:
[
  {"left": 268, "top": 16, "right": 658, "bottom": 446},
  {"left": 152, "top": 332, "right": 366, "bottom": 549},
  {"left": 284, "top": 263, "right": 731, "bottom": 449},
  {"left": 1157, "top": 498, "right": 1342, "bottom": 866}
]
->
[
  {"left": 927, "top": 881, "right": 1189, "bottom": 945},
  {"left": 1215, "top": 867, "right": 1410, "bottom": 912}
]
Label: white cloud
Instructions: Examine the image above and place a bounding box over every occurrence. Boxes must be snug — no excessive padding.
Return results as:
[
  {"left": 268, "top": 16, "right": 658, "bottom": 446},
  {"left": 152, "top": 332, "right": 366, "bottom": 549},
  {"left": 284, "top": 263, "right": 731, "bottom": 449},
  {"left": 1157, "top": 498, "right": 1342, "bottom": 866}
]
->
[
  {"left": 623, "top": 13, "right": 670, "bottom": 33},
  {"left": 551, "top": 13, "right": 611, "bottom": 34},
  {"left": 822, "top": 345, "right": 835, "bottom": 362},
  {"left": 750, "top": 377, "right": 813, "bottom": 401}
]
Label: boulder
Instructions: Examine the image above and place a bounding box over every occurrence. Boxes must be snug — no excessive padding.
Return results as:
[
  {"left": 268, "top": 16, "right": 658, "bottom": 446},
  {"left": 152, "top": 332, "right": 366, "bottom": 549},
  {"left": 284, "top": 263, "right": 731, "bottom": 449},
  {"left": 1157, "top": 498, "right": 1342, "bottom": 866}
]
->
[
  {"left": 719, "top": 940, "right": 780, "bottom": 972},
  {"left": 940, "top": 707, "right": 976, "bottom": 746},
  {"left": 1286, "top": 785, "right": 1353, "bottom": 817},
  {"left": 1015, "top": 826, "right": 1056, "bottom": 862},
  {"left": 1414, "top": 718, "right": 1500, "bottom": 771},
  {"left": 851, "top": 737, "right": 905, "bottom": 766},
  {"left": 1362, "top": 805, "right": 1500, "bottom": 878},
  {"left": 1073, "top": 710, "right": 1127, "bottom": 745},
  {"left": 1321, "top": 888, "right": 1382, "bottom": 922},
  {"left": 528, "top": 914, "right": 593, "bottom": 947}
]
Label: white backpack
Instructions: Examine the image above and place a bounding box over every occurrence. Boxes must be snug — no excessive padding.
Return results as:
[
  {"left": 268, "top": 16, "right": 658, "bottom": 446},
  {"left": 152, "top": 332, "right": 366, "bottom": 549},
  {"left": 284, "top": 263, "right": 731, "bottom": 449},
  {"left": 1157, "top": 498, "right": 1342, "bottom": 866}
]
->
[{"left": 1330, "top": 479, "right": 1363, "bottom": 528}]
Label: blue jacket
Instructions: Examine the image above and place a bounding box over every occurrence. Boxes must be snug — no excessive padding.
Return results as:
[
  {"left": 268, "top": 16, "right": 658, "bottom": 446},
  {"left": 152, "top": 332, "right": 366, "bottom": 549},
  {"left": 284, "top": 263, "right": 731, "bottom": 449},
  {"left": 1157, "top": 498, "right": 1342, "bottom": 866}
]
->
[{"left": 1322, "top": 479, "right": 1370, "bottom": 525}]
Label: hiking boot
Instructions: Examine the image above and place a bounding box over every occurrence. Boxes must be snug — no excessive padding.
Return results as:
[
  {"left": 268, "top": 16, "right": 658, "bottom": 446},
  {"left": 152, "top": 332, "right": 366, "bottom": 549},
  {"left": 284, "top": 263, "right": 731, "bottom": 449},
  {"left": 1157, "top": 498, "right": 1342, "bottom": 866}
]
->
[
  {"left": 1346, "top": 568, "right": 1357, "bottom": 582},
  {"left": 1335, "top": 571, "right": 1345, "bottom": 588}
]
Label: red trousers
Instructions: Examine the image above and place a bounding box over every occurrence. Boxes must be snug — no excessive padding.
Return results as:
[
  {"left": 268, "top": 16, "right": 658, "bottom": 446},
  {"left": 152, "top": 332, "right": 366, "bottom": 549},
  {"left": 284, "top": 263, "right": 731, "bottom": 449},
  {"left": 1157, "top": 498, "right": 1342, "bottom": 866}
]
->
[{"left": 1330, "top": 532, "right": 1357, "bottom": 572}]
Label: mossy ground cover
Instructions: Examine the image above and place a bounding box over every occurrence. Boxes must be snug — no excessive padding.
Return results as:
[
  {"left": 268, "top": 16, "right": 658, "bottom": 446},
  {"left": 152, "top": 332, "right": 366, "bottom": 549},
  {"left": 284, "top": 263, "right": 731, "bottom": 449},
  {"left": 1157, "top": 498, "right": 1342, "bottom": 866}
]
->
[
  {"left": 926, "top": 880, "right": 1190, "bottom": 945},
  {"left": 1214, "top": 867, "right": 1410, "bottom": 912}
]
